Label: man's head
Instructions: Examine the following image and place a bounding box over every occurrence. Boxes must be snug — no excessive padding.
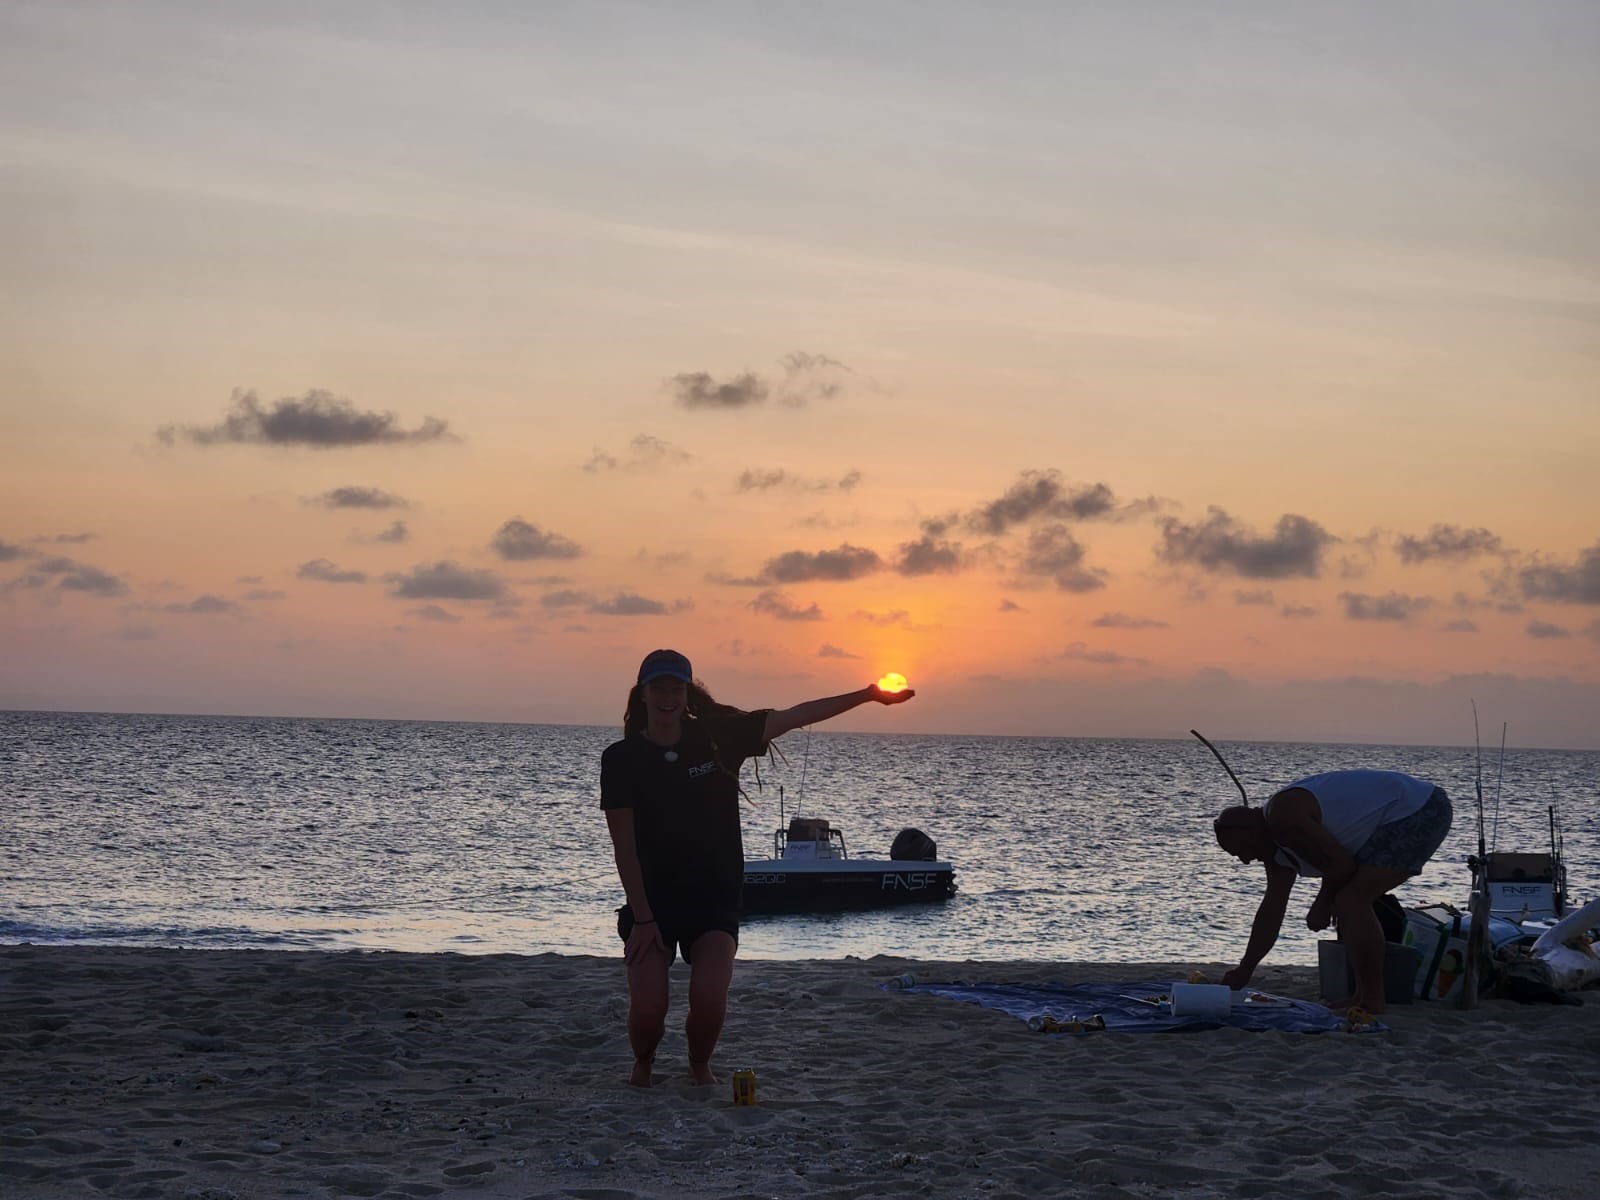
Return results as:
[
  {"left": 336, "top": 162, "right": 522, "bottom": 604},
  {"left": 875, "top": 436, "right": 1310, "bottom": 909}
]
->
[{"left": 1213, "top": 805, "right": 1272, "bottom": 864}]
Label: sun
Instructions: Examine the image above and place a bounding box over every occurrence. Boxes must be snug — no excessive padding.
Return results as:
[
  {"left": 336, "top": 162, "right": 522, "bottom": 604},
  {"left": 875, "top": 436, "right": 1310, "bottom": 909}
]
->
[{"left": 876, "top": 671, "right": 909, "bottom": 693}]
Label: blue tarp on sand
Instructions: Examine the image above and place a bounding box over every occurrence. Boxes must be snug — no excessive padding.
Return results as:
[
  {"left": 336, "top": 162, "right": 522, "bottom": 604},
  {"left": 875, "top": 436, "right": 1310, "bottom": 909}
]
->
[{"left": 891, "top": 980, "right": 1386, "bottom": 1034}]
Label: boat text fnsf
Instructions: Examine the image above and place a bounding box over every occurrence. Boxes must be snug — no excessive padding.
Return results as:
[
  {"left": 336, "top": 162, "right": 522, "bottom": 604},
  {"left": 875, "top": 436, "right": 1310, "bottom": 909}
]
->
[{"left": 742, "top": 817, "right": 957, "bottom": 915}]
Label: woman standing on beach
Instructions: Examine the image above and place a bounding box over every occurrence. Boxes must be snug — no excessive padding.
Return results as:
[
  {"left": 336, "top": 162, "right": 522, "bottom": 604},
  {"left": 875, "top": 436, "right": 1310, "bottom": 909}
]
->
[{"left": 602, "top": 648, "right": 915, "bottom": 1087}]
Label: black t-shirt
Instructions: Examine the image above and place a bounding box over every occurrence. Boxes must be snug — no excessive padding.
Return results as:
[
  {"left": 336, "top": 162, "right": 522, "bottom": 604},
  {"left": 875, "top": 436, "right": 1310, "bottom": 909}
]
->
[{"left": 600, "top": 709, "right": 770, "bottom": 914}]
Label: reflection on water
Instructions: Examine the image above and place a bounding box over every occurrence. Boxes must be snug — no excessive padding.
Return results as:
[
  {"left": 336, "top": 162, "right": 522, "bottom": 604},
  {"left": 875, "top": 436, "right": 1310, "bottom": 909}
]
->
[{"left": 2, "top": 712, "right": 1594, "bottom": 964}]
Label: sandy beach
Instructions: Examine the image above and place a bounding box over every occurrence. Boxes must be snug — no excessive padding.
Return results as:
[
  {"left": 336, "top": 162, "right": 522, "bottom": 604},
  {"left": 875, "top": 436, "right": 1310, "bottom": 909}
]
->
[{"left": 2, "top": 945, "right": 1597, "bottom": 1200}]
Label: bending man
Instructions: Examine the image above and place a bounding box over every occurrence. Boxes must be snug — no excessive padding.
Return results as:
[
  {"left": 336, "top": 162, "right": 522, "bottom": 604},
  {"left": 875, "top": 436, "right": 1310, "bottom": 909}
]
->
[{"left": 1213, "top": 769, "right": 1452, "bottom": 1013}]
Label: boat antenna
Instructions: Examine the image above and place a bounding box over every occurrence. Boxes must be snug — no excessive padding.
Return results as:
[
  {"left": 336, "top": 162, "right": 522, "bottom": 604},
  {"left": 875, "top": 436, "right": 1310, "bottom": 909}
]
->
[
  {"left": 794, "top": 722, "right": 813, "bottom": 817},
  {"left": 1489, "top": 722, "right": 1507, "bottom": 851},
  {"left": 1458, "top": 701, "right": 1490, "bottom": 1010},
  {"left": 1190, "top": 729, "right": 1250, "bottom": 807}
]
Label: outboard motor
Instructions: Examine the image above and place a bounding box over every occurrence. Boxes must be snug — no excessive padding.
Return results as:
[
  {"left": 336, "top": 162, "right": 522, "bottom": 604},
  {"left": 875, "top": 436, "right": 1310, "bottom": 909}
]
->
[{"left": 890, "top": 827, "right": 937, "bottom": 861}]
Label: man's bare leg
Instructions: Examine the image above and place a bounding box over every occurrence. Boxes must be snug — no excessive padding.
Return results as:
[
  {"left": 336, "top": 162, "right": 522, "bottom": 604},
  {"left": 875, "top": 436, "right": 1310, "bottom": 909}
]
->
[
  {"left": 684, "top": 931, "right": 736, "bottom": 1085},
  {"left": 1331, "top": 866, "right": 1412, "bottom": 1014},
  {"left": 626, "top": 943, "right": 671, "bottom": 1086}
]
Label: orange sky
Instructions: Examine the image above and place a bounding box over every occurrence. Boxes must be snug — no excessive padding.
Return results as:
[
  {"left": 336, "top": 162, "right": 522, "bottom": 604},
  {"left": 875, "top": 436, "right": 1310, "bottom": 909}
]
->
[{"left": 3, "top": 3, "right": 1598, "bottom": 747}]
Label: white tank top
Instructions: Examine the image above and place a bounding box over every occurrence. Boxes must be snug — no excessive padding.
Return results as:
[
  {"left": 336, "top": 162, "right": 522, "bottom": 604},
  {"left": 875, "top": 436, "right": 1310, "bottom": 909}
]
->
[{"left": 1267, "top": 769, "right": 1435, "bottom": 876}]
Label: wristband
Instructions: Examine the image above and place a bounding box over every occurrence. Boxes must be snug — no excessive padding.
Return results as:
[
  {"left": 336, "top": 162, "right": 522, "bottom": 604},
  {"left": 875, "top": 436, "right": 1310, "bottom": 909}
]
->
[{"left": 633, "top": 918, "right": 656, "bottom": 926}]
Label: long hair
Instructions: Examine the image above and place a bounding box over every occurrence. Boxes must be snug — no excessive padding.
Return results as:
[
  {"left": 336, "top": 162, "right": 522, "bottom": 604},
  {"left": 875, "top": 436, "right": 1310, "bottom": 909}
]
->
[{"left": 623, "top": 678, "right": 768, "bottom": 801}]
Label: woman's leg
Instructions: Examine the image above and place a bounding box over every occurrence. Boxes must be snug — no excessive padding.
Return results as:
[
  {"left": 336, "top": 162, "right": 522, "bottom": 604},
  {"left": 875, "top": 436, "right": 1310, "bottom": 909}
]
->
[
  {"left": 626, "top": 940, "right": 672, "bottom": 1087},
  {"left": 683, "top": 929, "right": 737, "bottom": 1085}
]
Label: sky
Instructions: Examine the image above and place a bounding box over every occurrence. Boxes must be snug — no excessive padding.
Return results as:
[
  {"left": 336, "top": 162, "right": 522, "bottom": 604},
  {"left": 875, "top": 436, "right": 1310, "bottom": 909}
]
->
[{"left": 2, "top": 1, "right": 1598, "bottom": 748}]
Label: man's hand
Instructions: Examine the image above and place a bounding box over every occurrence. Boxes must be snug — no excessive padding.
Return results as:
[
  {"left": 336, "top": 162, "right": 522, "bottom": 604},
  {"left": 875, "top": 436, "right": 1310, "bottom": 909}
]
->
[
  {"left": 1306, "top": 895, "right": 1334, "bottom": 932},
  {"left": 869, "top": 684, "right": 916, "bottom": 705},
  {"left": 1221, "top": 964, "right": 1253, "bottom": 989}
]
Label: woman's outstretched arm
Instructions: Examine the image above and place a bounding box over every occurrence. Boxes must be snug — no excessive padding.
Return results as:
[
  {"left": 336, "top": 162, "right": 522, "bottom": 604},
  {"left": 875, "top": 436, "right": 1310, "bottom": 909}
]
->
[{"left": 762, "top": 683, "right": 915, "bottom": 742}]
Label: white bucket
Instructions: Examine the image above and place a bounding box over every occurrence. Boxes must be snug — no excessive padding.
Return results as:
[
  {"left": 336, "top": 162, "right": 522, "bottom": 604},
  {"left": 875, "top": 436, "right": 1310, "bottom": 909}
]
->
[{"left": 1169, "top": 983, "right": 1233, "bottom": 1017}]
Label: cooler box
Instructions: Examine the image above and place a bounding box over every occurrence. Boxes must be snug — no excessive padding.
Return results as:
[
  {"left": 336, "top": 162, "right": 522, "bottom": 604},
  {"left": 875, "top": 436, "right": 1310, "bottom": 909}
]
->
[{"left": 1316, "top": 940, "right": 1420, "bottom": 1005}]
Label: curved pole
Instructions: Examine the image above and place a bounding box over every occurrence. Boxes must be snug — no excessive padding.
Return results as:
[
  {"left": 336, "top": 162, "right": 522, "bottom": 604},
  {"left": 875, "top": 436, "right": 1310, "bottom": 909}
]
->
[{"left": 1190, "top": 729, "right": 1250, "bottom": 808}]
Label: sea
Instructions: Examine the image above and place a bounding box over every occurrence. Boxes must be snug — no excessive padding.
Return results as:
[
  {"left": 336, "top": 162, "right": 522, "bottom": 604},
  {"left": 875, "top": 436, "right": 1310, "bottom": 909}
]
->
[{"left": 2, "top": 711, "right": 1594, "bottom": 966}]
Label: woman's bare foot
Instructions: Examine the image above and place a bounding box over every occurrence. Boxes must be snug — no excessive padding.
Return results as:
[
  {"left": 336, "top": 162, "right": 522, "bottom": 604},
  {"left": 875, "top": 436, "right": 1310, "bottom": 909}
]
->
[
  {"left": 628, "top": 1057, "right": 654, "bottom": 1088},
  {"left": 689, "top": 1059, "right": 717, "bottom": 1086}
]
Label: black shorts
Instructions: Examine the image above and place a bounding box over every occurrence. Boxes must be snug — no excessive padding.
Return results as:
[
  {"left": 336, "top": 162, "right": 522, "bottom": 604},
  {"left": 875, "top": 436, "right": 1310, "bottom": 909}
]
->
[{"left": 616, "top": 903, "right": 739, "bottom": 965}]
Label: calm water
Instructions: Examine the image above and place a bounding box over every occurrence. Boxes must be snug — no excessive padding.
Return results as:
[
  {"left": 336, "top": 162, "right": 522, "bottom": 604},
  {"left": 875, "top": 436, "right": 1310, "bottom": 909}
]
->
[{"left": 2, "top": 711, "right": 1594, "bottom": 965}]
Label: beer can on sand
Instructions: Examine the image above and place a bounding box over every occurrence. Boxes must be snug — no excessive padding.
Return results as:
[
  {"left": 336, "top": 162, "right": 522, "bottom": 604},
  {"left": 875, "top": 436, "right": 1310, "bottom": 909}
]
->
[{"left": 731, "top": 1068, "right": 757, "bottom": 1106}]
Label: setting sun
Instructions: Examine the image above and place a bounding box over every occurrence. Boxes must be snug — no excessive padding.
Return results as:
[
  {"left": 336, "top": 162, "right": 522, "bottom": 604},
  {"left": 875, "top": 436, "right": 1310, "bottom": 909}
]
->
[{"left": 877, "top": 672, "right": 909, "bottom": 694}]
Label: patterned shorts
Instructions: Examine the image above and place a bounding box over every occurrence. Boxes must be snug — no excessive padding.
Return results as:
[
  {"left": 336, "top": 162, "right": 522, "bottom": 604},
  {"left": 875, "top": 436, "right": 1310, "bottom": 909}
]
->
[{"left": 1355, "top": 787, "right": 1452, "bottom": 873}]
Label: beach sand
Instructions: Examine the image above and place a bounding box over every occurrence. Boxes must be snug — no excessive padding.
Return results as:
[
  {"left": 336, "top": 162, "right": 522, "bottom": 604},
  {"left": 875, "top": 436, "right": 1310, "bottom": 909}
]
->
[{"left": 2, "top": 945, "right": 1597, "bottom": 1200}]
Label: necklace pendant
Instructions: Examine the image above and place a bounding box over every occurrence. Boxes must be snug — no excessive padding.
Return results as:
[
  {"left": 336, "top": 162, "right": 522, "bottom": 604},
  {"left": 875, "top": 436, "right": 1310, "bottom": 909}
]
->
[{"left": 664, "top": 750, "right": 678, "bottom": 763}]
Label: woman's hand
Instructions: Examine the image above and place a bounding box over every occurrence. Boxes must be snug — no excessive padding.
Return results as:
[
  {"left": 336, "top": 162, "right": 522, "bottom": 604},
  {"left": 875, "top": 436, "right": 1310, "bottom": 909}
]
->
[
  {"left": 625, "top": 920, "right": 666, "bottom": 965},
  {"left": 869, "top": 684, "right": 916, "bottom": 705}
]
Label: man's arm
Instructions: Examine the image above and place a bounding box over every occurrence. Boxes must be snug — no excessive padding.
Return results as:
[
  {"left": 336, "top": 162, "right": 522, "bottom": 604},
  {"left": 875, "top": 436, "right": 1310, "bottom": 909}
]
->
[
  {"left": 763, "top": 683, "right": 914, "bottom": 742},
  {"left": 1222, "top": 861, "right": 1297, "bottom": 988}
]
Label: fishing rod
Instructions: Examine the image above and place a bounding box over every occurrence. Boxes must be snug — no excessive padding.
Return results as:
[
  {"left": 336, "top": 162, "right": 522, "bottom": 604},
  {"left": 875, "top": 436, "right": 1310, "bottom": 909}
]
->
[
  {"left": 1458, "top": 701, "right": 1490, "bottom": 1010},
  {"left": 1190, "top": 729, "right": 1250, "bottom": 806},
  {"left": 1489, "top": 722, "right": 1507, "bottom": 851}
]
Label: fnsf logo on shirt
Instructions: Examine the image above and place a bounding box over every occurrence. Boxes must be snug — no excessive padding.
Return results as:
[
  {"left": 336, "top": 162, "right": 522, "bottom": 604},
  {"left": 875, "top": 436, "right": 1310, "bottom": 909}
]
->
[{"left": 686, "top": 760, "right": 719, "bottom": 778}]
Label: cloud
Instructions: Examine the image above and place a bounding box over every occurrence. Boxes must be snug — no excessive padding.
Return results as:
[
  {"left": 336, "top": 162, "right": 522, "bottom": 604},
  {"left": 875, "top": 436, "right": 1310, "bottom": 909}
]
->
[
  {"left": 588, "top": 592, "right": 690, "bottom": 616},
  {"left": 12, "top": 556, "right": 130, "bottom": 597},
  {"left": 157, "top": 389, "right": 454, "bottom": 448},
  {"left": 1018, "top": 525, "right": 1107, "bottom": 592},
  {"left": 539, "top": 589, "right": 591, "bottom": 609},
  {"left": 32, "top": 532, "right": 95, "bottom": 544},
  {"left": 669, "top": 370, "right": 770, "bottom": 410},
  {"left": 896, "top": 533, "right": 964, "bottom": 576},
  {"left": 162, "top": 594, "right": 239, "bottom": 615},
  {"left": 1091, "top": 612, "right": 1169, "bottom": 629},
  {"left": 778, "top": 351, "right": 855, "bottom": 406},
  {"left": 854, "top": 608, "right": 914, "bottom": 628},
  {"left": 999, "top": 598, "right": 1025, "bottom": 612},
  {"left": 308, "top": 486, "right": 410, "bottom": 509},
  {"left": 1234, "top": 589, "right": 1276, "bottom": 606},
  {"left": 735, "top": 467, "right": 862, "bottom": 493},
  {"left": 759, "top": 544, "right": 882, "bottom": 584},
  {"left": 387, "top": 561, "right": 509, "bottom": 601},
  {"left": 967, "top": 471, "right": 1119, "bottom": 535},
  {"left": 818, "top": 643, "right": 861, "bottom": 659},
  {"left": 1588, "top": 620, "right": 1600, "bottom": 644},
  {"left": 1517, "top": 541, "right": 1600, "bottom": 605},
  {"left": 583, "top": 433, "right": 693, "bottom": 473},
  {"left": 1157, "top": 508, "right": 1335, "bottom": 579},
  {"left": 1339, "top": 592, "right": 1434, "bottom": 621},
  {"left": 409, "top": 604, "right": 462, "bottom": 623},
  {"left": 491, "top": 518, "right": 582, "bottom": 561},
  {"left": 373, "top": 520, "right": 409, "bottom": 544},
  {"left": 750, "top": 589, "right": 824, "bottom": 621},
  {"left": 1281, "top": 605, "right": 1319, "bottom": 619},
  {"left": 1441, "top": 619, "right": 1479, "bottom": 633},
  {"left": 1526, "top": 620, "right": 1571, "bottom": 639},
  {"left": 1395, "top": 524, "right": 1505, "bottom": 564},
  {"left": 1050, "top": 642, "right": 1148, "bottom": 666},
  {"left": 297, "top": 559, "right": 368, "bottom": 584},
  {"left": 668, "top": 351, "right": 855, "bottom": 411},
  {"left": 120, "top": 625, "right": 158, "bottom": 640},
  {"left": 0, "top": 539, "right": 29, "bottom": 561}
]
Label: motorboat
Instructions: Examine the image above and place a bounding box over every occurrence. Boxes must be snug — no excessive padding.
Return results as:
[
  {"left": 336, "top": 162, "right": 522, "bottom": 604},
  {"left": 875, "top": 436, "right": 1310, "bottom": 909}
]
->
[{"left": 742, "top": 815, "right": 957, "bottom": 915}]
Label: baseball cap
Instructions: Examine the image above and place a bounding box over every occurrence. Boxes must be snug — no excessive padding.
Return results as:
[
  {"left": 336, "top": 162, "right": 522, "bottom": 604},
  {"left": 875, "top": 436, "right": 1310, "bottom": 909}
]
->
[{"left": 637, "top": 648, "right": 693, "bottom": 685}]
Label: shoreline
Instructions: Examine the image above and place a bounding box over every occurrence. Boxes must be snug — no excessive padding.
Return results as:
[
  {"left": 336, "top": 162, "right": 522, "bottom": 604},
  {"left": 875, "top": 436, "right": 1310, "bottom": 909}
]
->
[{"left": 3, "top": 944, "right": 1597, "bottom": 1199}]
